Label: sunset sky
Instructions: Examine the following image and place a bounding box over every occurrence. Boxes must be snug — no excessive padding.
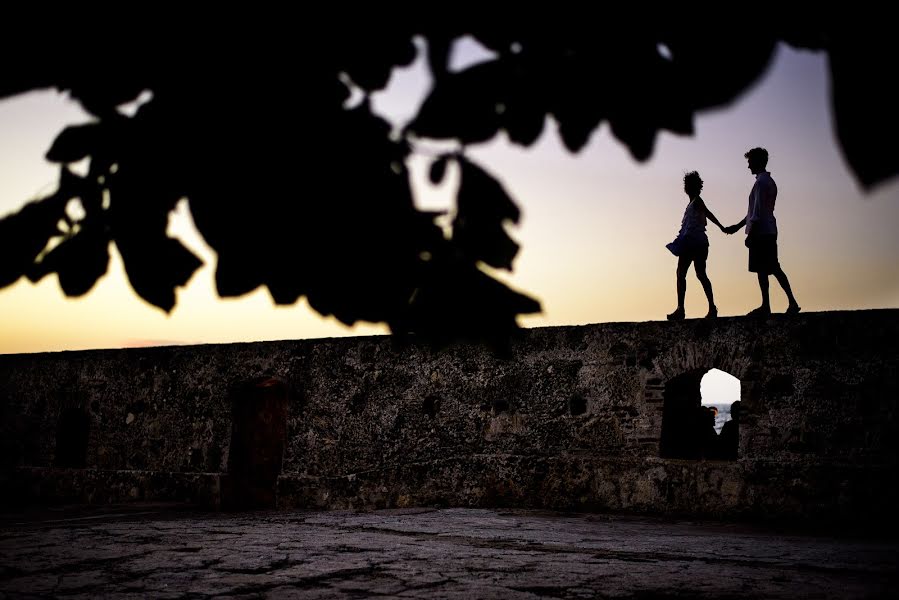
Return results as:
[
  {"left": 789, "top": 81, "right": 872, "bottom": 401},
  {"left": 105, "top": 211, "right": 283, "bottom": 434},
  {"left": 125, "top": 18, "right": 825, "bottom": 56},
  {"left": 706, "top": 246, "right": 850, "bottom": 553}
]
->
[{"left": 2, "top": 38, "right": 898, "bottom": 365}]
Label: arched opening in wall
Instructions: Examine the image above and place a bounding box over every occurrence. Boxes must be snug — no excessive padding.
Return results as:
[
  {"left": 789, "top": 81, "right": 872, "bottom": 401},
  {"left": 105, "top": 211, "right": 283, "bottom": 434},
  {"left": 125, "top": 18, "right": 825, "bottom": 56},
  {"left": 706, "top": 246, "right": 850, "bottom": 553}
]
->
[
  {"left": 225, "top": 378, "right": 289, "bottom": 509},
  {"left": 701, "top": 368, "right": 741, "bottom": 460},
  {"left": 660, "top": 369, "right": 741, "bottom": 460}
]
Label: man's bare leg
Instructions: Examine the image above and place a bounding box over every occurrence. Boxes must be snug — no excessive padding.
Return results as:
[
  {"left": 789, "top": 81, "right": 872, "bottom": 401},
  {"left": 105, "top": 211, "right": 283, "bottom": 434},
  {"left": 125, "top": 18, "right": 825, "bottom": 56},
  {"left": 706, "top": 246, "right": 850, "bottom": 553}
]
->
[
  {"left": 749, "top": 273, "right": 771, "bottom": 316},
  {"left": 773, "top": 267, "right": 801, "bottom": 313}
]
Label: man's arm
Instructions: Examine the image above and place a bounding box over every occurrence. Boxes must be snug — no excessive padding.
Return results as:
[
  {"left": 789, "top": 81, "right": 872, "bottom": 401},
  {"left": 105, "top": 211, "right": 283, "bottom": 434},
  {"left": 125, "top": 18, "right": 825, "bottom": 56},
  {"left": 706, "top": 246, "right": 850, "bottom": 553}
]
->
[{"left": 724, "top": 217, "right": 746, "bottom": 235}]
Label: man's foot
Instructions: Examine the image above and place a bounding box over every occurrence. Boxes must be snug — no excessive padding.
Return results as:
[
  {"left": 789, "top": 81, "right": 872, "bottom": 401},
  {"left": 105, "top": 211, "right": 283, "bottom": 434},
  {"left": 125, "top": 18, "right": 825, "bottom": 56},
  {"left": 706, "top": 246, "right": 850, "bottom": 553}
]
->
[
  {"left": 667, "top": 308, "right": 685, "bottom": 321},
  {"left": 705, "top": 305, "right": 718, "bottom": 319},
  {"left": 747, "top": 306, "right": 771, "bottom": 317},
  {"left": 786, "top": 303, "right": 802, "bottom": 315}
]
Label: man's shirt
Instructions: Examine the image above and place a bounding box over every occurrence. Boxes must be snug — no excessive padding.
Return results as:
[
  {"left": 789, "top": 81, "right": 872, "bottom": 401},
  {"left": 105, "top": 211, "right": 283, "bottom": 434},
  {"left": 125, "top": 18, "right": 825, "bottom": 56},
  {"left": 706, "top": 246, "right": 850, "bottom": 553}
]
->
[{"left": 746, "top": 171, "right": 777, "bottom": 235}]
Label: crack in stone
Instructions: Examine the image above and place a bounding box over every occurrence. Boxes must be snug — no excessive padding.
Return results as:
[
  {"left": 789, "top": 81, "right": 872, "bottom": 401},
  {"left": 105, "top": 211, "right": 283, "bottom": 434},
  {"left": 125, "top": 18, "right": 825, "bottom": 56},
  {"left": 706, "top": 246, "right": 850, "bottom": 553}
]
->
[
  {"left": 588, "top": 549, "right": 897, "bottom": 578},
  {"left": 214, "top": 555, "right": 292, "bottom": 575},
  {"left": 0, "top": 565, "right": 25, "bottom": 579},
  {"left": 5, "top": 549, "right": 158, "bottom": 578},
  {"left": 508, "top": 584, "right": 570, "bottom": 598},
  {"left": 214, "top": 564, "right": 383, "bottom": 597},
  {"left": 330, "top": 524, "right": 895, "bottom": 582}
]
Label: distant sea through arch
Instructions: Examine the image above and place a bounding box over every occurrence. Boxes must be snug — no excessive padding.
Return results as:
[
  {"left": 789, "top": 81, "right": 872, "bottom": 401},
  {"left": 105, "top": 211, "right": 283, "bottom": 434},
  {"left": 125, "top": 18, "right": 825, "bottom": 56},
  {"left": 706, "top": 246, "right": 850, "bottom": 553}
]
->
[{"left": 701, "top": 368, "right": 740, "bottom": 433}]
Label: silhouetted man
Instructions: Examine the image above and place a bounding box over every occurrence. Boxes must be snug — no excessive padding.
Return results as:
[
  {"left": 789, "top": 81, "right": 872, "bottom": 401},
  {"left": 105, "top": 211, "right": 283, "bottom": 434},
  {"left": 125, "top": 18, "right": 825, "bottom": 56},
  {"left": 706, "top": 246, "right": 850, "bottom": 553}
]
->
[
  {"left": 718, "top": 401, "right": 741, "bottom": 460},
  {"left": 725, "top": 148, "right": 801, "bottom": 316},
  {"left": 697, "top": 405, "right": 720, "bottom": 459}
]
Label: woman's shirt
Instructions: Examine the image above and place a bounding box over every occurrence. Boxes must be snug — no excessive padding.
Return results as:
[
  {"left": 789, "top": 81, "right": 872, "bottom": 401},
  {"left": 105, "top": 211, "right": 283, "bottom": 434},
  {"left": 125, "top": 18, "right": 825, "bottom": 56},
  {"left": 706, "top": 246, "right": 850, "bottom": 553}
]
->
[{"left": 677, "top": 197, "right": 708, "bottom": 245}]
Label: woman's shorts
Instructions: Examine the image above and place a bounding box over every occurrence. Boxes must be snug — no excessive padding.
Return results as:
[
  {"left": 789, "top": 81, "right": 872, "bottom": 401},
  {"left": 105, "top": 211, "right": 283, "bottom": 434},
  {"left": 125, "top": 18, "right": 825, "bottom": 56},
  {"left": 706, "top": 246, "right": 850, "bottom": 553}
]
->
[
  {"left": 681, "top": 242, "right": 709, "bottom": 263},
  {"left": 747, "top": 233, "right": 780, "bottom": 274}
]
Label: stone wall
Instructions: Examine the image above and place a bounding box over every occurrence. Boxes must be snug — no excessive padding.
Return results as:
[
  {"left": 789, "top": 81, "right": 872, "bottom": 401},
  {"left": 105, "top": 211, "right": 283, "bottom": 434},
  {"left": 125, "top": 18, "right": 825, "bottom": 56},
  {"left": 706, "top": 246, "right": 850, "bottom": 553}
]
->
[{"left": 2, "top": 310, "right": 897, "bottom": 525}]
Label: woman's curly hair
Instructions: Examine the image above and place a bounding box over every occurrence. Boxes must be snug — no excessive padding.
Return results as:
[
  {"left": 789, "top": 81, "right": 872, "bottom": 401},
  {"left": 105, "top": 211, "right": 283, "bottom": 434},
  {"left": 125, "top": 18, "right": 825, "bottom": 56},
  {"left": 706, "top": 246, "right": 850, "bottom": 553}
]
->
[{"left": 683, "top": 171, "right": 703, "bottom": 194}]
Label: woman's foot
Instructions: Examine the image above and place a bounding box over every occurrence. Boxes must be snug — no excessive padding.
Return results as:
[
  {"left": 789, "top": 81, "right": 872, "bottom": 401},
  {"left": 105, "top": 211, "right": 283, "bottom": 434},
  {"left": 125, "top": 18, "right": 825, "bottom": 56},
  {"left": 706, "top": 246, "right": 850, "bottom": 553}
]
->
[
  {"left": 786, "top": 303, "right": 802, "bottom": 315},
  {"left": 667, "top": 308, "right": 685, "bottom": 321},
  {"left": 747, "top": 305, "right": 771, "bottom": 317},
  {"left": 705, "top": 305, "right": 718, "bottom": 319}
]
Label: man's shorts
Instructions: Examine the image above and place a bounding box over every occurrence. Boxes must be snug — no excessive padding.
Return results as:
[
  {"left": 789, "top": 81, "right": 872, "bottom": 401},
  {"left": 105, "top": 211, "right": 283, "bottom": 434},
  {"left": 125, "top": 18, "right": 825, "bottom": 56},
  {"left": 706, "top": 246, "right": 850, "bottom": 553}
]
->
[{"left": 747, "top": 233, "right": 780, "bottom": 274}]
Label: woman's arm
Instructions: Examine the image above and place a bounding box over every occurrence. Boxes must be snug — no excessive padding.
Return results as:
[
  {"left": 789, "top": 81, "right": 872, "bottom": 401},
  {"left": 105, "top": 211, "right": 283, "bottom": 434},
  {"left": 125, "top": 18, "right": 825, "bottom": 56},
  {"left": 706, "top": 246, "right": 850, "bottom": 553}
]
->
[{"left": 696, "top": 197, "right": 726, "bottom": 231}]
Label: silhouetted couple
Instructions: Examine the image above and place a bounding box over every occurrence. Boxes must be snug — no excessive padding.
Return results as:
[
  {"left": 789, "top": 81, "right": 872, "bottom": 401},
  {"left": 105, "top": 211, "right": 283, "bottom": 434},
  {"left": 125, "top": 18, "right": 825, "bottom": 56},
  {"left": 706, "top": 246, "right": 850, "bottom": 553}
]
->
[
  {"left": 666, "top": 147, "right": 801, "bottom": 320},
  {"left": 669, "top": 402, "right": 739, "bottom": 460}
]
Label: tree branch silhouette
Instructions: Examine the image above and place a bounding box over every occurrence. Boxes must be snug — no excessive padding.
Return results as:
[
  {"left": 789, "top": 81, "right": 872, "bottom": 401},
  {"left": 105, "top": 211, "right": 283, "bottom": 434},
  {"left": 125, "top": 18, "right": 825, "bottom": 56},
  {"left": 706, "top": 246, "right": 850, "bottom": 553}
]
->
[{"left": 1, "top": 20, "right": 894, "bottom": 343}]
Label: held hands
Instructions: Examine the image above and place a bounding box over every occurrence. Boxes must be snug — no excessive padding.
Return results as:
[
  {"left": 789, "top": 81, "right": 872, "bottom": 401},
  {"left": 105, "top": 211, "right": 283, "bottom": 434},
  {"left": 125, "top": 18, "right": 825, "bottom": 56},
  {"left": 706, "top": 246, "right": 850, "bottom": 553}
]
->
[{"left": 722, "top": 224, "right": 742, "bottom": 235}]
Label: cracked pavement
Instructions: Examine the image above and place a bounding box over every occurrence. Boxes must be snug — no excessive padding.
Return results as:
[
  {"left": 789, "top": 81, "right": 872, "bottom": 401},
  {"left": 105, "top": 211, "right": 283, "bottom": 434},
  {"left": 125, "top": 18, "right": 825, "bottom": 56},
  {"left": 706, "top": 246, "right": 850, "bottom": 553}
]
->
[{"left": 1, "top": 505, "right": 897, "bottom": 598}]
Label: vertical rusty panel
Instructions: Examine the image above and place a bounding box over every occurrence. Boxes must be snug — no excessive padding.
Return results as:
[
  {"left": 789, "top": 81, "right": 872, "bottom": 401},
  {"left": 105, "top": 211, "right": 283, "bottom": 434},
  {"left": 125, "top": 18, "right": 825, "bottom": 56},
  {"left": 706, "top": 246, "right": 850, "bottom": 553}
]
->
[
  {"left": 52, "top": 390, "right": 91, "bottom": 469},
  {"left": 54, "top": 407, "right": 90, "bottom": 468},
  {"left": 224, "top": 378, "right": 288, "bottom": 509}
]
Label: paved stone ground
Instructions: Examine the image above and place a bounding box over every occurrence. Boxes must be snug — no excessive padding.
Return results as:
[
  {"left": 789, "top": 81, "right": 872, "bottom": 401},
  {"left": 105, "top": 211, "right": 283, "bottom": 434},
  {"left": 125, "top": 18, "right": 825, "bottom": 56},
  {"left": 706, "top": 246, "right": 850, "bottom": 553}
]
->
[{"left": 1, "top": 505, "right": 897, "bottom": 599}]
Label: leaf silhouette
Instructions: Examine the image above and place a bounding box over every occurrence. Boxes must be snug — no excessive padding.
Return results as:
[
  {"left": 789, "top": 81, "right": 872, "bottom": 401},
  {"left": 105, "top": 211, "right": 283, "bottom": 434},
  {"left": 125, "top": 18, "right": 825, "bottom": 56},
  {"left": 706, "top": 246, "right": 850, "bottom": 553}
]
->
[
  {"left": 117, "top": 234, "right": 202, "bottom": 312},
  {"left": 408, "top": 60, "right": 507, "bottom": 144},
  {"left": 216, "top": 250, "right": 266, "bottom": 299},
  {"left": 429, "top": 155, "right": 449, "bottom": 184},
  {"left": 828, "top": 35, "right": 899, "bottom": 190},
  {"left": 405, "top": 254, "right": 540, "bottom": 349},
  {"left": 28, "top": 224, "right": 110, "bottom": 297},
  {"left": 453, "top": 157, "right": 521, "bottom": 270},
  {"left": 663, "top": 33, "right": 776, "bottom": 112},
  {"left": 0, "top": 194, "right": 68, "bottom": 288},
  {"left": 338, "top": 33, "right": 417, "bottom": 92},
  {"left": 45, "top": 123, "right": 102, "bottom": 163}
]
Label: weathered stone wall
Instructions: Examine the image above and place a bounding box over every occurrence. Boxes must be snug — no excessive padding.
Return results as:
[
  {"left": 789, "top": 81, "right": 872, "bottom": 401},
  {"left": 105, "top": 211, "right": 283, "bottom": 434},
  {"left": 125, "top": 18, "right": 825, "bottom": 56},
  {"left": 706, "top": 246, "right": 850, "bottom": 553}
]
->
[{"left": 2, "top": 310, "right": 897, "bottom": 524}]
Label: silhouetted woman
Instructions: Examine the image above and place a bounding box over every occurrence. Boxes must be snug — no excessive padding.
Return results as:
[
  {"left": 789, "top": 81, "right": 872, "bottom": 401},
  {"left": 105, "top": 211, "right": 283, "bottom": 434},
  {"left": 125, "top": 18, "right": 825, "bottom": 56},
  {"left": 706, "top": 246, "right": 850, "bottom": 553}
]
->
[{"left": 666, "top": 171, "right": 726, "bottom": 320}]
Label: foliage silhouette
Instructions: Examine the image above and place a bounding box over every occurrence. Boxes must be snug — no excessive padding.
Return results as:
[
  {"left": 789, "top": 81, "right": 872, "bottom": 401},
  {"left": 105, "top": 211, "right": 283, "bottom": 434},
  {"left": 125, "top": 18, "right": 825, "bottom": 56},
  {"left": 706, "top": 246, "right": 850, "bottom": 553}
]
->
[{"left": 0, "top": 20, "right": 895, "bottom": 343}]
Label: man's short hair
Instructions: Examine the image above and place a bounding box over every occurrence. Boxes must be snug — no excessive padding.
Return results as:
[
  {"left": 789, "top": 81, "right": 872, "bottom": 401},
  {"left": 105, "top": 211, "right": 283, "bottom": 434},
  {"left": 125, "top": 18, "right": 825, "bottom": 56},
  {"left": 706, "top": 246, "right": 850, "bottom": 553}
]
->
[{"left": 744, "top": 147, "right": 768, "bottom": 168}]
